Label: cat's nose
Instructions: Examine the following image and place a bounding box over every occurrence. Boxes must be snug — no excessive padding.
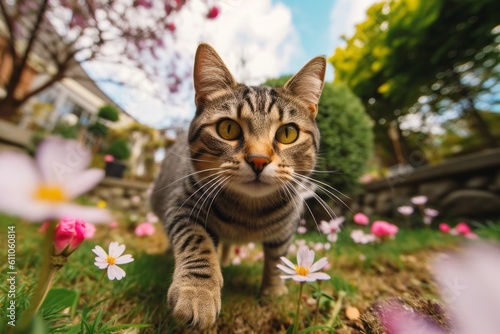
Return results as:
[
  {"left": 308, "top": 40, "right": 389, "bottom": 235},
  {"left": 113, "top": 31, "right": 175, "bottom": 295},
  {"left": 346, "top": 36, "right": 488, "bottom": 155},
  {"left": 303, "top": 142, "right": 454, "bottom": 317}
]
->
[{"left": 246, "top": 155, "right": 270, "bottom": 175}]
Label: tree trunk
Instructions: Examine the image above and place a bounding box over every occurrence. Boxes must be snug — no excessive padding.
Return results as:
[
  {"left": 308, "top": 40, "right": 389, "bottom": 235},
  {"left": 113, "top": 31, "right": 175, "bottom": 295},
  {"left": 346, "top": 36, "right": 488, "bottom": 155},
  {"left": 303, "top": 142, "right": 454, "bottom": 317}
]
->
[
  {"left": 0, "top": 96, "right": 21, "bottom": 121},
  {"left": 464, "top": 98, "right": 498, "bottom": 148}
]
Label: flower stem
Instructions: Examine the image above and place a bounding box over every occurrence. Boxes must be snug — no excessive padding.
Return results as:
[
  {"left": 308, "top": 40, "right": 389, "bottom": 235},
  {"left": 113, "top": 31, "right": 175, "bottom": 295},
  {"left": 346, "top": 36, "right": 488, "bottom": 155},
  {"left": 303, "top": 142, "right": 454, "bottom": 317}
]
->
[
  {"left": 88, "top": 270, "right": 107, "bottom": 306},
  {"left": 293, "top": 282, "right": 304, "bottom": 334},
  {"left": 313, "top": 281, "right": 322, "bottom": 325},
  {"left": 19, "top": 221, "right": 58, "bottom": 331}
]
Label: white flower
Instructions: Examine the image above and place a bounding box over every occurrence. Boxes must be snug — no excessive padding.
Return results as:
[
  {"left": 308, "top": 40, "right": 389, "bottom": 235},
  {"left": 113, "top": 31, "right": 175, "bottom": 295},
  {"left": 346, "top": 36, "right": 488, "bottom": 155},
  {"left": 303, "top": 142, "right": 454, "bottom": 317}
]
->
[
  {"left": 93, "top": 242, "right": 134, "bottom": 280},
  {"left": 350, "top": 229, "right": 376, "bottom": 244},
  {"left": 277, "top": 247, "right": 331, "bottom": 282},
  {"left": 424, "top": 208, "right": 439, "bottom": 217},
  {"left": 397, "top": 206, "right": 414, "bottom": 216},
  {"left": 411, "top": 196, "right": 428, "bottom": 206},
  {"left": 320, "top": 217, "right": 344, "bottom": 243},
  {"left": 0, "top": 138, "right": 110, "bottom": 223}
]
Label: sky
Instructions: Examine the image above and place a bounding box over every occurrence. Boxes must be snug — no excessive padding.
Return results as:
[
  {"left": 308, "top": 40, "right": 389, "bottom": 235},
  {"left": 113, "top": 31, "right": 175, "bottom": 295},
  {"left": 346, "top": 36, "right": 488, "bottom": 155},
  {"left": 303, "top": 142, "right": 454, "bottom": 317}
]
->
[{"left": 90, "top": 0, "right": 379, "bottom": 128}]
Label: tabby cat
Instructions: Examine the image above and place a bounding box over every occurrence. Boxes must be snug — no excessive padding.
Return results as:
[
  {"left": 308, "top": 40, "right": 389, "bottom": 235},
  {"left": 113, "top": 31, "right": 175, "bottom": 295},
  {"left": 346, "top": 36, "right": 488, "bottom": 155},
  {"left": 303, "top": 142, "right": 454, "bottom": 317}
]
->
[{"left": 151, "top": 43, "right": 326, "bottom": 328}]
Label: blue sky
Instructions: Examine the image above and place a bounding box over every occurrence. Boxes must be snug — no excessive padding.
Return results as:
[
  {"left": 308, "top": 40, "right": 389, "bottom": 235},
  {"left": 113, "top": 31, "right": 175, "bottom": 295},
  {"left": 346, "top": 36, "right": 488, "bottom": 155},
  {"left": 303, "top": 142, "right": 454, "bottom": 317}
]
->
[{"left": 91, "top": 0, "right": 377, "bottom": 127}]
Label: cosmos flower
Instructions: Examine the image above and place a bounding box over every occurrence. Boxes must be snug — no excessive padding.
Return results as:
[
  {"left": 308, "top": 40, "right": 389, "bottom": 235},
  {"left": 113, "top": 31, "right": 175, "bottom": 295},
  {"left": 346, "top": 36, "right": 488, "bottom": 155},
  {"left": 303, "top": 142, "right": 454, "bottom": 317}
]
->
[
  {"left": 397, "top": 206, "right": 414, "bottom": 216},
  {"left": 379, "top": 243, "right": 500, "bottom": 334},
  {"left": 277, "top": 247, "right": 331, "bottom": 283},
  {"left": 319, "top": 217, "right": 344, "bottom": 242},
  {"left": 0, "top": 138, "right": 110, "bottom": 223},
  {"left": 93, "top": 242, "right": 134, "bottom": 280},
  {"left": 411, "top": 196, "right": 428, "bottom": 206},
  {"left": 134, "top": 222, "right": 156, "bottom": 237}
]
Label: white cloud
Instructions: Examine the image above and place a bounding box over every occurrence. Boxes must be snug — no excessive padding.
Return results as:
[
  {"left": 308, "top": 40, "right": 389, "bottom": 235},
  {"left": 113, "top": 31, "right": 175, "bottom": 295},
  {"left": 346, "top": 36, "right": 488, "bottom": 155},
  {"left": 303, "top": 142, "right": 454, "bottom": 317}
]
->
[
  {"left": 329, "top": 0, "right": 379, "bottom": 49},
  {"left": 87, "top": 0, "right": 298, "bottom": 128}
]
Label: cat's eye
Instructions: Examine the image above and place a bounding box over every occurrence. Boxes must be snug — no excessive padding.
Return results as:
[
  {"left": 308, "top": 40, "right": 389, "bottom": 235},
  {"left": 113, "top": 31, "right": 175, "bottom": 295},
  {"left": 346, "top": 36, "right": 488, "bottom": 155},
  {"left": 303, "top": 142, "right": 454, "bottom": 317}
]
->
[
  {"left": 217, "top": 119, "right": 242, "bottom": 140},
  {"left": 275, "top": 124, "right": 299, "bottom": 144}
]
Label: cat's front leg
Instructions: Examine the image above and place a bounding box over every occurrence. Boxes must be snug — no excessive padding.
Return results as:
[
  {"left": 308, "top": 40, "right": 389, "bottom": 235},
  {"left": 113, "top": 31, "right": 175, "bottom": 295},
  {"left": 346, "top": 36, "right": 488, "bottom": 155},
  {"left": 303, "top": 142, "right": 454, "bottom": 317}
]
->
[
  {"left": 167, "top": 222, "right": 223, "bottom": 328},
  {"left": 260, "top": 238, "right": 292, "bottom": 297}
]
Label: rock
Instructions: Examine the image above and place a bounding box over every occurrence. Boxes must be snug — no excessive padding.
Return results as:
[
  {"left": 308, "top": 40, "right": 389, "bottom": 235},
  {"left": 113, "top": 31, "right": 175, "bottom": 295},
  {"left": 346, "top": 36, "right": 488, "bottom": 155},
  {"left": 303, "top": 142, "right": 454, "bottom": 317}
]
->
[
  {"left": 441, "top": 189, "right": 500, "bottom": 216},
  {"left": 96, "top": 188, "right": 112, "bottom": 200},
  {"left": 364, "top": 193, "right": 377, "bottom": 206},
  {"left": 110, "top": 187, "right": 125, "bottom": 197},
  {"left": 465, "top": 176, "right": 489, "bottom": 189},
  {"left": 419, "top": 179, "right": 458, "bottom": 201},
  {"left": 375, "top": 191, "right": 392, "bottom": 216},
  {"left": 362, "top": 205, "right": 375, "bottom": 216}
]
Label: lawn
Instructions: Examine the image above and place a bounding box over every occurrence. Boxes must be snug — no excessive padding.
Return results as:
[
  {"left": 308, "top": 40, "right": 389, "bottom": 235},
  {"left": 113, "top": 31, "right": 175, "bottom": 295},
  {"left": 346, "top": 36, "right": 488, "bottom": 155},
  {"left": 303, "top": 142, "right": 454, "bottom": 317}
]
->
[{"left": 1, "top": 213, "right": 499, "bottom": 333}]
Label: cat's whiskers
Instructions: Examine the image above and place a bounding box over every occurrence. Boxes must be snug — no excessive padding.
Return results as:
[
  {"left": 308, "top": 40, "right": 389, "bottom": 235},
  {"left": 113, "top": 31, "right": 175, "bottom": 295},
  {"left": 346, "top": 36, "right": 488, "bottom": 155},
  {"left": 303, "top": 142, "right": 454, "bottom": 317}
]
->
[
  {"left": 193, "top": 175, "right": 231, "bottom": 227},
  {"left": 203, "top": 177, "right": 232, "bottom": 228},
  {"left": 153, "top": 167, "right": 224, "bottom": 193},
  {"left": 277, "top": 179, "right": 302, "bottom": 223},
  {"left": 186, "top": 174, "right": 229, "bottom": 222},
  {"left": 173, "top": 172, "right": 227, "bottom": 219},
  {"left": 289, "top": 178, "right": 339, "bottom": 221},
  {"left": 292, "top": 172, "right": 351, "bottom": 201},
  {"left": 169, "top": 147, "right": 215, "bottom": 163}
]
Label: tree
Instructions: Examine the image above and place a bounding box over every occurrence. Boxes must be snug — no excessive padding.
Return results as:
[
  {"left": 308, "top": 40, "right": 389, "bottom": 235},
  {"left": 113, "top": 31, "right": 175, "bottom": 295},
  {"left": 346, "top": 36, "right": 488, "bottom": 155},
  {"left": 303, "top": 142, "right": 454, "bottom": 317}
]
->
[
  {"left": 330, "top": 0, "right": 499, "bottom": 165},
  {"left": 263, "top": 76, "right": 374, "bottom": 194},
  {"left": 0, "top": 0, "right": 220, "bottom": 120}
]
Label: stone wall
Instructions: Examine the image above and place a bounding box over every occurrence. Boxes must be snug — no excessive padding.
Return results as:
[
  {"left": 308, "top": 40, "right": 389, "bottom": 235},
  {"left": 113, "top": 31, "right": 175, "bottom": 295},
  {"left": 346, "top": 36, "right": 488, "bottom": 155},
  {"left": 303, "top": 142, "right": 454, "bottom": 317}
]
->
[
  {"left": 353, "top": 148, "right": 500, "bottom": 218},
  {"left": 87, "top": 177, "right": 152, "bottom": 216}
]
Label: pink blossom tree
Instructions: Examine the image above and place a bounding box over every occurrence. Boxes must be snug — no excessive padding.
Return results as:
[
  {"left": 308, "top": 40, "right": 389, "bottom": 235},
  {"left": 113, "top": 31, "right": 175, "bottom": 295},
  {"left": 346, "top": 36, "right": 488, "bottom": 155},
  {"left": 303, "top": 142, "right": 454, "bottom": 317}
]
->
[{"left": 0, "top": 0, "right": 219, "bottom": 120}]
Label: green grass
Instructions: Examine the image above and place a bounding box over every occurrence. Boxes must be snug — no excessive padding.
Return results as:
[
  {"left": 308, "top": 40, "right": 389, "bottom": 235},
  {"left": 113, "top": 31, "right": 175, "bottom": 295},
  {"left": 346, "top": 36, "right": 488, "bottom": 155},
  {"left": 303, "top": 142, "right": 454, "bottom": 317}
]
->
[{"left": 1, "top": 213, "right": 499, "bottom": 333}]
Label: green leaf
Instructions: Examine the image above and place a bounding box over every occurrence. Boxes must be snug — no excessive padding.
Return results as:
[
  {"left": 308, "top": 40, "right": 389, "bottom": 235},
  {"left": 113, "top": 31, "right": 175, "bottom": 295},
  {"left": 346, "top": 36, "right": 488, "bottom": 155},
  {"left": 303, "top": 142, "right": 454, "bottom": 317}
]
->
[
  {"left": 40, "top": 288, "right": 79, "bottom": 317},
  {"left": 26, "top": 314, "right": 51, "bottom": 334},
  {"left": 285, "top": 324, "right": 295, "bottom": 334}
]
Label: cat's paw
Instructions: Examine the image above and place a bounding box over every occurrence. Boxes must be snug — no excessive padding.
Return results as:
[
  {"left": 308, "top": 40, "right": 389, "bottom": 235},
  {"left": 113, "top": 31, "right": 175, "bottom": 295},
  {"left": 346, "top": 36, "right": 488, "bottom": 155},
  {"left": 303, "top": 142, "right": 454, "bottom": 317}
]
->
[
  {"left": 168, "top": 282, "right": 222, "bottom": 328},
  {"left": 260, "top": 283, "right": 288, "bottom": 297}
]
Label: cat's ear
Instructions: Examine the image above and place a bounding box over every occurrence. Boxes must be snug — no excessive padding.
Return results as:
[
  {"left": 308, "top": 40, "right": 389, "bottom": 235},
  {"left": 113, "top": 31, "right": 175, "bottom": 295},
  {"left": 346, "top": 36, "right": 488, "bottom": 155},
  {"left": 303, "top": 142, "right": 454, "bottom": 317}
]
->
[
  {"left": 193, "top": 43, "right": 237, "bottom": 106},
  {"left": 283, "top": 56, "right": 327, "bottom": 116}
]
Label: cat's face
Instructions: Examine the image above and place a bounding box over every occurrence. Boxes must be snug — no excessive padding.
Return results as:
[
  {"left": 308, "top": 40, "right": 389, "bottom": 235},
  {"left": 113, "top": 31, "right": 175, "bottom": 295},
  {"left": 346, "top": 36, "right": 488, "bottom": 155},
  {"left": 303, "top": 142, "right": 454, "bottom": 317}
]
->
[{"left": 188, "top": 44, "right": 326, "bottom": 198}]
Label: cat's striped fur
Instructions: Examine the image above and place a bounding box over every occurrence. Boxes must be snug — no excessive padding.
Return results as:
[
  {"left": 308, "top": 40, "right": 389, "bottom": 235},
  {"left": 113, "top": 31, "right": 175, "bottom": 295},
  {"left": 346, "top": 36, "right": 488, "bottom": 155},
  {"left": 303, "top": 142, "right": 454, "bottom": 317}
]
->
[{"left": 151, "top": 43, "right": 326, "bottom": 328}]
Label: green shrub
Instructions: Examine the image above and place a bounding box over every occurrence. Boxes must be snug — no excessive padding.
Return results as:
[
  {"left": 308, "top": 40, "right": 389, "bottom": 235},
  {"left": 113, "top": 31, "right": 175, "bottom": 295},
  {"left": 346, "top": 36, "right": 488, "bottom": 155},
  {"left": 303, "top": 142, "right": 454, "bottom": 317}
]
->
[
  {"left": 262, "top": 77, "right": 373, "bottom": 194},
  {"left": 105, "top": 138, "right": 131, "bottom": 161},
  {"left": 97, "top": 104, "right": 119, "bottom": 122},
  {"left": 87, "top": 122, "right": 108, "bottom": 138}
]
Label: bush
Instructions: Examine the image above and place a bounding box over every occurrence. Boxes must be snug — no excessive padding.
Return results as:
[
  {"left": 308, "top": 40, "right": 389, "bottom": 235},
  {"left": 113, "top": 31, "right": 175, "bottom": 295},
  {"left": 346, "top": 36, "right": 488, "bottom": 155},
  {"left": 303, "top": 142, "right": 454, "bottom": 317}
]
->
[
  {"left": 97, "top": 104, "right": 119, "bottom": 122},
  {"left": 87, "top": 122, "right": 108, "bottom": 138},
  {"left": 105, "top": 138, "right": 131, "bottom": 161},
  {"left": 262, "top": 77, "right": 373, "bottom": 194}
]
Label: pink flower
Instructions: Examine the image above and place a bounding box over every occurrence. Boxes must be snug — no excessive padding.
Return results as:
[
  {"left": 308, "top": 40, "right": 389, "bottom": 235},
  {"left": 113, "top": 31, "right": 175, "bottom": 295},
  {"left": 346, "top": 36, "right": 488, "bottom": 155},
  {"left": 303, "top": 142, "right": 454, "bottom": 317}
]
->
[
  {"left": 297, "top": 226, "right": 307, "bottom": 234},
  {"left": 371, "top": 221, "right": 398, "bottom": 238},
  {"left": 146, "top": 212, "right": 159, "bottom": 224},
  {"left": 135, "top": 222, "right": 156, "bottom": 237},
  {"left": 397, "top": 206, "right": 414, "bottom": 216},
  {"left": 84, "top": 223, "right": 96, "bottom": 239},
  {"left": 455, "top": 222, "right": 471, "bottom": 235},
  {"left": 167, "top": 22, "right": 176, "bottom": 32},
  {"left": 353, "top": 212, "right": 369, "bottom": 225},
  {"left": 206, "top": 6, "right": 220, "bottom": 19},
  {"left": 54, "top": 217, "right": 86, "bottom": 255},
  {"left": 411, "top": 196, "right": 428, "bottom": 206},
  {"left": 439, "top": 223, "right": 451, "bottom": 233},
  {"left": 104, "top": 154, "right": 115, "bottom": 163},
  {"left": 109, "top": 221, "right": 119, "bottom": 229}
]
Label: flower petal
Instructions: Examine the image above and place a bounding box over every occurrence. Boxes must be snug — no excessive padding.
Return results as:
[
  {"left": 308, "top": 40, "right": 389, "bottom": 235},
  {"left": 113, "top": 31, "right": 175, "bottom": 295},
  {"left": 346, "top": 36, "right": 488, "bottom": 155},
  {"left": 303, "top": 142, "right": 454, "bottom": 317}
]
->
[
  {"left": 297, "top": 247, "right": 314, "bottom": 268},
  {"left": 56, "top": 204, "right": 111, "bottom": 224},
  {"left": 308, "top": 272, "right": 331, "bottom": 281},
  {"left": 277, "top": 264, "right": 296, "bottom": 275},
  {"left": 95, "top": 261, "right": 109, "bottom": 269},
  {"left": 108, "top": 265, "right": 126, "bottom": 280},
  {"left": 115, "top": 254, "right": 134, "bottom": 265},
  {"left": 279, "top": 256, "right": 296, "bottom": 270},
  {"left": 92, "top": 245, "right": 107, "bottom": 258},
  {"left": 291, "top": 275, "right": 308, "bottom": 282},
  {"left": 309, "top": 257, "right": 328, "bottom": 273},
  {"left": 109, "top": 242, "right": 125, "bottom": 258},
  {"left": 36, "top": 138, "right": 92, "bottom": 184},
  {"left": 63, "top": 169, "right": 104, "bottom": 198}
]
